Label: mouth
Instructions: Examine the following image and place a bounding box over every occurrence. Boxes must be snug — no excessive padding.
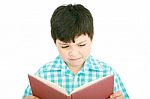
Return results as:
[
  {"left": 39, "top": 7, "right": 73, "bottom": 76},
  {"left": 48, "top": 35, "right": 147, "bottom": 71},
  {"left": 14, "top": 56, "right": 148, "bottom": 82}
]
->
[{"left": 70, "top": 58, "right": 81, "bottom": 61}]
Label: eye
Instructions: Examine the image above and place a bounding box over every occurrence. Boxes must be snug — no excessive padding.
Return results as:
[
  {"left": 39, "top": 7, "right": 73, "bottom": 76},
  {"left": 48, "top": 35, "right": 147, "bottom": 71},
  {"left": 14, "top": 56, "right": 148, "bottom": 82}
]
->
[
  {"left": 61, "top": 46, "right": 69, "bottom": 48},
  {"left": 78, "top": 44, "right": 86, "bottom": 47}
]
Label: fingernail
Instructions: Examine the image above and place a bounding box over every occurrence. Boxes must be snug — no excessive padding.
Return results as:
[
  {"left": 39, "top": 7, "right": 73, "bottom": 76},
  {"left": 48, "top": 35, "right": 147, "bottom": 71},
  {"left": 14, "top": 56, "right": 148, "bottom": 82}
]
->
[{"left": 110, "top": 95, "right": 113, "bottom": 98}]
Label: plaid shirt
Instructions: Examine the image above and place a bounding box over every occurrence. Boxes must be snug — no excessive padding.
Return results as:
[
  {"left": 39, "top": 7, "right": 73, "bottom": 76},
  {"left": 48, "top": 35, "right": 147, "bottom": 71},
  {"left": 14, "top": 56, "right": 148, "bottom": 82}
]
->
[{"left": 23, "top": 55, "right": 129, "bottom": 98}]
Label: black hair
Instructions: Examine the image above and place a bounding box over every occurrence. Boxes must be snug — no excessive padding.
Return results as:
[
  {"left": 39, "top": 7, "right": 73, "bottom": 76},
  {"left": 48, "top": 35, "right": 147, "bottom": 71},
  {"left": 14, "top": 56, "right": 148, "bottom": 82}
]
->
[{"left": 50, "top": 4, "right": 94, "bottom": 43}]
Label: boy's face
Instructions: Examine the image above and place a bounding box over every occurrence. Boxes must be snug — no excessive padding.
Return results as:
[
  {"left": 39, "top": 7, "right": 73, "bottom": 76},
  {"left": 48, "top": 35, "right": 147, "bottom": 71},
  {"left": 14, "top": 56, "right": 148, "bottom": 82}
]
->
[{"left": 55, "top": 34, "right": 92, "bottom": 68}]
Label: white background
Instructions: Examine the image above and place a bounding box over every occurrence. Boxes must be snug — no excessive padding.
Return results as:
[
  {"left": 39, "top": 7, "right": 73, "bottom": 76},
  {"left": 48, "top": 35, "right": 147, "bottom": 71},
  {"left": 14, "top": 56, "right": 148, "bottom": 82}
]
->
[{"left": 0, "top": 0, "right": 150, "bottom": 99}]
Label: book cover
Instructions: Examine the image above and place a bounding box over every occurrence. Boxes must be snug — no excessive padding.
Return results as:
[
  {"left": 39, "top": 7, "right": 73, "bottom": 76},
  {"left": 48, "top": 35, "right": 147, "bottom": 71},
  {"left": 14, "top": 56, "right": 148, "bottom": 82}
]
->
[{"left": 28, "top": 74, "right": 114, "bottom": 99}]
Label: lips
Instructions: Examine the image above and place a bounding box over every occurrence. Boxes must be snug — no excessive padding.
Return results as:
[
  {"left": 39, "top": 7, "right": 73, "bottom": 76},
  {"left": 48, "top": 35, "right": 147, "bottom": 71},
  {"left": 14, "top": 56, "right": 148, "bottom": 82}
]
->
[{"left": 70, "top": 58, "right": 81, "bottom": 60}]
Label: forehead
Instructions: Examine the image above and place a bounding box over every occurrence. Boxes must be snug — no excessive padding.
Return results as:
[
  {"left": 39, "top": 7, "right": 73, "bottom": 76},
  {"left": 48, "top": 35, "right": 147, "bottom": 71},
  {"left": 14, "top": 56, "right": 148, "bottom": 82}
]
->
[{"left": 56, "top": 34, "right": 90, "bottom": 44}]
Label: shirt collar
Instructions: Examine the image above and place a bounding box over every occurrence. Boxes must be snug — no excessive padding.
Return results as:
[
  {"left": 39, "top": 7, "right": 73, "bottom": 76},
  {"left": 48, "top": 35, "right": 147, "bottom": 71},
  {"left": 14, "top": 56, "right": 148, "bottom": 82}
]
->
[
  {"left": 51, "top": 55, "right": 102, "bottom": 76},
  {"left": 82, "top": 55, "right": 101, "bottom": 71}
]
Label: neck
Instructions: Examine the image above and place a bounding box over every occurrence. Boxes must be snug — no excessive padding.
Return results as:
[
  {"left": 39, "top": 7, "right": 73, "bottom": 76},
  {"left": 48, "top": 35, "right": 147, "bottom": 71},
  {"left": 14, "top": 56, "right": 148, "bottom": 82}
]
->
[{"left": 67, "top": 65, "right": 83, "bottom": 74}]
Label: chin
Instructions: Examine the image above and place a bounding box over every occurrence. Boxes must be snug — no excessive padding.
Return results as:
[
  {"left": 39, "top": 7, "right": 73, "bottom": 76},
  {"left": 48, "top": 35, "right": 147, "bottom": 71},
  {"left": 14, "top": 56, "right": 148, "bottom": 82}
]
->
[
  {"left": 72, "top": 64, "right": 82, "bottom": 67},
  {"left": 71, "top": 62, "right": 84, "bottom": 67}
]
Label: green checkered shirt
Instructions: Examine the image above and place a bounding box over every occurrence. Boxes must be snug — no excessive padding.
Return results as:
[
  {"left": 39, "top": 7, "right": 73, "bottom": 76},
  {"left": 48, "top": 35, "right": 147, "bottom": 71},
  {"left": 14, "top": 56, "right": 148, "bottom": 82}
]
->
[{"left": 23, "top": 55, "right": 129, "bottom": 98}]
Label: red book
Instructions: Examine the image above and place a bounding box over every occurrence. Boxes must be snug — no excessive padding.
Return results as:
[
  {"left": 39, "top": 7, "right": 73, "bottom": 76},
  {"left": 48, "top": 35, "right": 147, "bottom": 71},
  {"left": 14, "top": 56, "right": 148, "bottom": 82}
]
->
[{"left": 28, "top": 74, "right": 114, "bottom": 99}]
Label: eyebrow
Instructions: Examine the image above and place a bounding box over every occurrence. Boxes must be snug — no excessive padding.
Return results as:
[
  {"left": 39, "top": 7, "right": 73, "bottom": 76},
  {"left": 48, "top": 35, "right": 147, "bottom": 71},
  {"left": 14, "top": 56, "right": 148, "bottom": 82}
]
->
[
  {"left": 58, "top": 40, "right": 87, "bottom": 45},
  {"left": 58, "top": 42, "right": 68, "bottom": 45},
  {"left": 76, "top": 40, "right": 87, "bottom": 44}
]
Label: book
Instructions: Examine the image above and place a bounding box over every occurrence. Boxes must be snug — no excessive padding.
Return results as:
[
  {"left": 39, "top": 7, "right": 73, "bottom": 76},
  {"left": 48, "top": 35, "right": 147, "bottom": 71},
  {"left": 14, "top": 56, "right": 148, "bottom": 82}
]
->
[{"left": 28, "top": 74, "right": 114, "bottom": 99}]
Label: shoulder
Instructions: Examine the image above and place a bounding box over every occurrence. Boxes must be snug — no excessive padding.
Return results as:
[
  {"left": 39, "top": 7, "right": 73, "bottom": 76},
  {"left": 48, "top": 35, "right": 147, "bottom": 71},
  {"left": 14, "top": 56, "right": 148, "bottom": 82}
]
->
[
  {"left": 89, "top": 56, "right": 117, "bottom": 75},
  {"left": 35, "top": 55, "right": 62, "bottom": 76}
]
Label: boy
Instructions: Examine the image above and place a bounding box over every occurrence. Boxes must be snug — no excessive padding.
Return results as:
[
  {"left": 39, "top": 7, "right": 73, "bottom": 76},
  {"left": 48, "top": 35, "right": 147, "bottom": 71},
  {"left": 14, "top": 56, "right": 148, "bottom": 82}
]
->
[{"left": 23, "top": 4, "right": 129, "bottom": 99}]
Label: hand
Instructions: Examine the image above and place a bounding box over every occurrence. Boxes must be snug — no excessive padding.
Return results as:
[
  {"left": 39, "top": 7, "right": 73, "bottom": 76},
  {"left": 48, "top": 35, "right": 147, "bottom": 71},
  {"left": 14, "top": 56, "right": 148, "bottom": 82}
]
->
[
  {"left": 23, "top": 96, "right": 40, "bottom": 99},
  {"left": 108, "top": 91, "right": 124, "bottom": 99}
]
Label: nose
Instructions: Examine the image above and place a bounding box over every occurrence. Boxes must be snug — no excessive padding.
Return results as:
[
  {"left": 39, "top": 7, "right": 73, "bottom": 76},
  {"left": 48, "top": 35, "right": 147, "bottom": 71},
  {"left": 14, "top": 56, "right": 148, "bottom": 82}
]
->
[{"left": 68, "top": 47, "right": 79, "bottom": 57}]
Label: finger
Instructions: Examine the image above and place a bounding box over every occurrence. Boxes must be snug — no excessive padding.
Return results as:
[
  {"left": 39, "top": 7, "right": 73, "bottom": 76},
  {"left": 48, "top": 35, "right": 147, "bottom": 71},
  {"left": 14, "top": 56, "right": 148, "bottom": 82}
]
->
[
  {"left": 24, "top": 96, "right": 40, "bottom": 99},
  {"left": 115, "top": 95, "right": 124, "bottom": 99},
  {"left": 110, "top": 91, "right": 123, "bottom": 98},
  {"left": 33, "top": 96, "right": 40, "bottom": 99}
]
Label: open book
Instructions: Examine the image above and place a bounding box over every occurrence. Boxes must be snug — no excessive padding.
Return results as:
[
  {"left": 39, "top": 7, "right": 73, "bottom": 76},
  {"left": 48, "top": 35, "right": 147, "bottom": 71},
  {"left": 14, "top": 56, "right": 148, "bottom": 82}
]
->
[{"left": 28, "top": 74, "right": 114, "bottom": 99}]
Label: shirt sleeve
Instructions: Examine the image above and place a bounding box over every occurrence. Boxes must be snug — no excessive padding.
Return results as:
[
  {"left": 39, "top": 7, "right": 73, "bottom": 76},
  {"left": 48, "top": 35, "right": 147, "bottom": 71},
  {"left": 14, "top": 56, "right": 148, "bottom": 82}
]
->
[
  {"left": 22, "top": 66, "right": 44, "bottom": 98},
  {"left": 112, "top": 69, "right": 130, "bottom": 99},
  {"left": 22, "top": 85, "right": 32, "bottom": 98}
]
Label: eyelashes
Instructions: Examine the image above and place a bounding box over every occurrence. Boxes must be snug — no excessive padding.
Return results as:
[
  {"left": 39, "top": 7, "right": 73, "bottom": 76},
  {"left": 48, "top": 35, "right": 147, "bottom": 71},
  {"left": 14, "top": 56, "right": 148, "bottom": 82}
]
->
[
  {"left": 61, "top": 44, "right": 86, "bottom": 48},
  {"left": 61, "top": 46, "right": 69, "bottom": 48},
  {"left": 78, "top": 44, "right": 86, "bottom": 47}
]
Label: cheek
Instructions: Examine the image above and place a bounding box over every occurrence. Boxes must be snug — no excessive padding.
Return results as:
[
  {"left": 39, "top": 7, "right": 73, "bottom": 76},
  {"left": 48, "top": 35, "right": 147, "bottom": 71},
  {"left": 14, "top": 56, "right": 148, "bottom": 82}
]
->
[
  {"left": 57, "top": 49, "right": 68, "bottom": 60},
  {"left": 81, "top": 45, "right": 91, "bottom": 55}
]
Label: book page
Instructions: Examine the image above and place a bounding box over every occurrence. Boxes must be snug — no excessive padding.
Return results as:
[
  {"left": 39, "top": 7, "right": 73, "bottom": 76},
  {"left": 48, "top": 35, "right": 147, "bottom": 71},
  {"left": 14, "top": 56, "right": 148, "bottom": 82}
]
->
[
  {"left": 71, "top": 75, "right": 113, "bottom": 94},
  {"left": 29, "top": 74, "right": 69, "bottom": 96}
]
